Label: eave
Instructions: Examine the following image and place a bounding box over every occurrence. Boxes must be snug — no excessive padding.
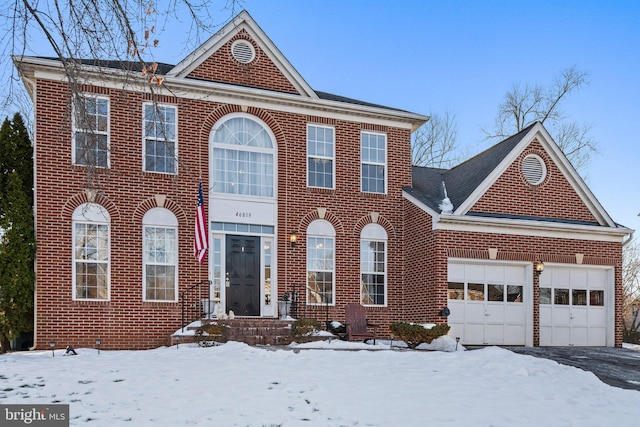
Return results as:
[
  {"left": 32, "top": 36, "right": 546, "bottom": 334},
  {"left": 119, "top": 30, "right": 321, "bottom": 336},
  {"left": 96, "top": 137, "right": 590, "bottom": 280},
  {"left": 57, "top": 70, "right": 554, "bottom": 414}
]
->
[{"left": 14, "top": 56, "right": 428, "bottom": 131}]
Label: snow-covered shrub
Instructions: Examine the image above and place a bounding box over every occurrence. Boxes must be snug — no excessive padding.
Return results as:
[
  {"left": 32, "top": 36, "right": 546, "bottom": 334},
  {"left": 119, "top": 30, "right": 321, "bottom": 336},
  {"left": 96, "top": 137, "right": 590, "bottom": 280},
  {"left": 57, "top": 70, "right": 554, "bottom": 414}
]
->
[
  {"left": 194, "top": 323, "right": 228, "bottom": 347},
  {"left": 389, "top": 322, "right": 450, "bottom": 349},
  {"left": 291, "top": 318, "right": 322, "bottom": 342}
]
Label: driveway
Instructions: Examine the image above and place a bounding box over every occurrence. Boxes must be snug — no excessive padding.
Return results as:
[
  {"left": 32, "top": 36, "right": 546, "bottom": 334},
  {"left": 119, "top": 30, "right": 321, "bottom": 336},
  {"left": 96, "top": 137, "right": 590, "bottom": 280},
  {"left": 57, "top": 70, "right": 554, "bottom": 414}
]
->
[{"left": 506, "top": 346, "right": 640, "bottom": 391}]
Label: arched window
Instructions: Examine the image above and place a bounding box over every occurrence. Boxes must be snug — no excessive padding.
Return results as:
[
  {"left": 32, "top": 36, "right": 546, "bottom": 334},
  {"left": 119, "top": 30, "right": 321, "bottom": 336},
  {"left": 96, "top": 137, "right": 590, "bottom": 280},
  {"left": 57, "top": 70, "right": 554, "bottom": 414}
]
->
[
  {"left": 212, "top": 115, "right": 275, "bottom": 197},
  {"left": 306, "top": 220, "right": 335, "bottom": 305},
  {"left": 143, "top": 208, "right": 178, "bottom": 301},
  {"left": 72, "top": 203, "right": 110, "bottom": 300},
  {"left": 360, "top": 223, "right": 387, "bottom": 306}
]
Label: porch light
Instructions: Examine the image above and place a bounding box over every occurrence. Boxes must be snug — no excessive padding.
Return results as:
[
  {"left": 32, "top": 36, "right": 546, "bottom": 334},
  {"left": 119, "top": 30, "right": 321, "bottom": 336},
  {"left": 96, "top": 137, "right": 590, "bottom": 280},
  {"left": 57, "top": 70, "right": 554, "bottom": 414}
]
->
[
  {"left": 534, "top": 260, "right": 545, "bottom": 275},
  {"left": 289, "top": 232, "right": 299, "bottom": 247},
  {"left": 49, "top": 341, "right": 56, "bottom": 357}
]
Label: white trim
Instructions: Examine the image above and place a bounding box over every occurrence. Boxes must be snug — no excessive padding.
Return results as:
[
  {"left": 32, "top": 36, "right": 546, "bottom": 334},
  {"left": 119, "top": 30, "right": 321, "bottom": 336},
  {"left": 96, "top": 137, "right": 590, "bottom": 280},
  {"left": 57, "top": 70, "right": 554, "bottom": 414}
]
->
[
  {"left": 447, "top": 259, "right": 533, "bottom": 347},
  {"left": 210, "top": 112, "right": 278, "bottom": 200},
  {"left": 72, "top": 203, "right": 111, "bottom": 302},
  {"left": 167, "top": 11, "right": 318, "bottom": 98},
  {"left": 306, "top": 123, "right": 335, "bottom": 190},
  {"left": 20, "top": 59, "right": 427, "bottom": 131},
  {"left": 360, "top": 130, "right": 388, "bottom": 195},
  {"left": 454, "top": 123, "right": 617, "bottom": 228},
  {"left": 360, "top": 224, "right": 388, "bottom": 307},
  {"left": 307, "top": 220, "right": 336, "bottom": 306},
  {"left": 72, "top": 93, "right": 110, "bottom": 168},
  {"left": 142, "top": 102, "right": 178, "bottom": 175},
  {"left": 435, "top": 213, "right": 630, "bottom": 243},
  {"left": 142, "top": 208, "right": 179, "bottom": 303},
  {"left": 539, "top": 263, "right": 615, "bottom": 346}
]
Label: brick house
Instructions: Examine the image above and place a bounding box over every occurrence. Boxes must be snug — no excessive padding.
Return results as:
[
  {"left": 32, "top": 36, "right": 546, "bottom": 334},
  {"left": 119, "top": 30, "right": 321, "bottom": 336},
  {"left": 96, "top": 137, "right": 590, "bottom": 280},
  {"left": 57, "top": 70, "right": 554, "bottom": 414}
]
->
[{"left": 14, "top": 11, "right": 630, "bottom": 349}]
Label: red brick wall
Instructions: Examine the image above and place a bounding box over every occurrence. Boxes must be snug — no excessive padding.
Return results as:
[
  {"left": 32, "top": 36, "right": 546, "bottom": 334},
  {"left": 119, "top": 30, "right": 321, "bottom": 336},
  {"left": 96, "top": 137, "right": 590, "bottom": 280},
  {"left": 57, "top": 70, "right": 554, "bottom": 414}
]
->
[
  {"left": 402, "top": 203, "right": 623, "bottom": 346},
  {"left": 187, "top": 31, "right": 299, "bottom": 94},
  {"left": 472, "top": 140, "right": 598, "bottom": 223},
  {"left": 33, "top": 74, "right": 413, "bottom": 349}
]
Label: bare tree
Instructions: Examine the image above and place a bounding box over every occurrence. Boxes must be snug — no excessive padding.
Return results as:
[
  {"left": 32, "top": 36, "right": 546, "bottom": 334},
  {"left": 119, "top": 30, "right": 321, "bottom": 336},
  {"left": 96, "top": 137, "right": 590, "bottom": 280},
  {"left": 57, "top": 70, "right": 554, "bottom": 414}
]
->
[
  {"left": 412, "top": 111, "right": 459, "bottom": 168},
  {"left": 623, "top": 238, "right": 640, "bottom": 342},
  {"left": 1, "top": 0, "right": 240, "bottom": 188},
  {"left": 483, "top": 66, "right": 596, "bottom": 173}
]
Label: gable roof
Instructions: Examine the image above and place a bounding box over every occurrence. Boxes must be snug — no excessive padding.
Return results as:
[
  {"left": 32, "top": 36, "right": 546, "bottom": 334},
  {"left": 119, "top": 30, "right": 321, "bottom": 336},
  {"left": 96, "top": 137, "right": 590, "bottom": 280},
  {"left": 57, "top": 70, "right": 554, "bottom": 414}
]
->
[
  {"left": 406, "top": 123, "right": 535, "bottom": 214},
  {"left": 167, "top": 10, "right": 316, "bottom": 98},
  {"left": 405, "top": 122, "right": 629, "bottom": 235}
]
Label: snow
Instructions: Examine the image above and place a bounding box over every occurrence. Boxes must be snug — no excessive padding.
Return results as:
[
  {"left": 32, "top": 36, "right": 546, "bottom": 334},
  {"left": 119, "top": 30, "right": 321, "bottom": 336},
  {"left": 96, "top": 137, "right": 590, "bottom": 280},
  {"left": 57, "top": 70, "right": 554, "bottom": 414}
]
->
[{"left": 2, "top": 339, "right": 639, "bottom": 426}]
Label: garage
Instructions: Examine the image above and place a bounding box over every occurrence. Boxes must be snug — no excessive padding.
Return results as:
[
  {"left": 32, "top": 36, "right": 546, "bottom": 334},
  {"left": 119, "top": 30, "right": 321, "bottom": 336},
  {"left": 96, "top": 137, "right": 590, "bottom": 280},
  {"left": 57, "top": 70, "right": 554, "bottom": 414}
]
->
[
  {"left": 539, "top": 265, "right": 614, "bottom": 346},
  {"left": 447, "top": 261, "right": 532, "bottom": 346}
]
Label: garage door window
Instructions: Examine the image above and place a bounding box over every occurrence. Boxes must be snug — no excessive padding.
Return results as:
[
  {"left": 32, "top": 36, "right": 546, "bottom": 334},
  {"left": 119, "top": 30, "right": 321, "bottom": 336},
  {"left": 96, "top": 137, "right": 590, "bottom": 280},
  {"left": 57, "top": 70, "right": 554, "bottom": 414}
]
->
[
  {"left": 572, "top": 289, "right": 587, "bottom": 306},
  {"left": 449, "top": 282, "right": 523, "bottom": 303},
  {"left": 542, "top": 287, "right": 602, "bottom": 307},
  {"left": 590, "top": 290, "right": 604, "bottom": 306},
  {"left": 448, "top": 282, "right": 464, "bottom": 299},
  {"left": 467, "top": 283, "right": 484, "bottom": 301},
  {"left": 540, "top": 287, "right": 551, "bottom": 304}
]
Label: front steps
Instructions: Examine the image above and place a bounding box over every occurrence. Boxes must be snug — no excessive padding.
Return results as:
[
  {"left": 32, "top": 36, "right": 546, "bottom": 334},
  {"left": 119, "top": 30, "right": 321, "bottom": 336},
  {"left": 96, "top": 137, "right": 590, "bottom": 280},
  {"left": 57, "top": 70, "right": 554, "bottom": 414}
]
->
[{"left": 172, "top": 318, "right": 297, "bottom": 346}]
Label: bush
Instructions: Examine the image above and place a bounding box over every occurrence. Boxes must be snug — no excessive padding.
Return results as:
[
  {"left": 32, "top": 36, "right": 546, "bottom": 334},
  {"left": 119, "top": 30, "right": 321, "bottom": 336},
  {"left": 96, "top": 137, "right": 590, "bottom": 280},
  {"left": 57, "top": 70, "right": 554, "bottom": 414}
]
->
[
  {"left": 325, "top": 320, "right": 346, "bottom": 335},
  {"left": 291, "top": 318, "right": 322, "bottom": 343},
  {"left": 389, "top": 322, "right": 450, "bottom": 349},
  {"left": 194, "top": 323, "right": 228, "bottom": 347}
]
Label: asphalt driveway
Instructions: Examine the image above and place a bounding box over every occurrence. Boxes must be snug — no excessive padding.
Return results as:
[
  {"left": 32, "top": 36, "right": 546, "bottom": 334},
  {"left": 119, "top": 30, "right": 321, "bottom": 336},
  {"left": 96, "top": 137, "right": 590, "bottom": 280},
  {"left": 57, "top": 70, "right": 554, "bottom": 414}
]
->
[{"left": 506, "top": 346, "right": 640, "bottom": 391}]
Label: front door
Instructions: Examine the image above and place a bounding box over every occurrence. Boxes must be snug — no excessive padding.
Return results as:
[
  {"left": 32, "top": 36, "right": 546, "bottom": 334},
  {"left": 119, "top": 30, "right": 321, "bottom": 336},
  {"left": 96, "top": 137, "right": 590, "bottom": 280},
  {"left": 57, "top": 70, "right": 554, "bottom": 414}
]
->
[{"left": 226, "top": 235, "right": 260, "bottom": 316}]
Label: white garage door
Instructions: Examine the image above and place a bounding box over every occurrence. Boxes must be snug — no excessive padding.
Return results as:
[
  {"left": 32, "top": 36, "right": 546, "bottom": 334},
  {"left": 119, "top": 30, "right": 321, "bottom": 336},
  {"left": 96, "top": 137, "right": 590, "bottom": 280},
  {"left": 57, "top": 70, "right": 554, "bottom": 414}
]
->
[
  {"left": 447, "top": 261, "right": 530, "bottom": 346},
  {"left": 539, "top": 266, "right": 612, "bottom": 346}
]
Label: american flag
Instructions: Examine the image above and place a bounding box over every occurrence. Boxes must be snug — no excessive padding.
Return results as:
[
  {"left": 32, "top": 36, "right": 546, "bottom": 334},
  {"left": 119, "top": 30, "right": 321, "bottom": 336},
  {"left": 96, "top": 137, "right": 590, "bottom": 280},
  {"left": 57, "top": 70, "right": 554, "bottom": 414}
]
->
[{"left": 194, "top": 180, "right": 208, "bottom": 263}]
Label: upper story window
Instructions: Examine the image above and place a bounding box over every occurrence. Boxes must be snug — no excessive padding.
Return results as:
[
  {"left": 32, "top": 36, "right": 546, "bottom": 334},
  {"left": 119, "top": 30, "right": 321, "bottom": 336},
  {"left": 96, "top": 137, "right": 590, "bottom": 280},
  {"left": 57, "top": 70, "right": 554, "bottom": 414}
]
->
[
  {"left": 212, "top": 115, "right": 274, "bottom": 198},
  {"left": 361, "top": 131, "right": 387, "bottom": 194},
  {"left": 360, "top": 223, "right": 387, "bottom": 306},
  {"left": 143, "top": 103, "right": 177, "bottom": 174},
  {"left": 306, "top": 220, "right": 336, "bottom": 306},
  {"left": 307, "top": 124, "right": 335, "bottom": 189},
  {"left": 73, "top": 95, "right": 109, "bottom": 168},
  {"left": 72, "top": 203, "right": 110, "bottom": 300},
  {"left": 143, "top": 208, "right": 178, "bottom": 302}
]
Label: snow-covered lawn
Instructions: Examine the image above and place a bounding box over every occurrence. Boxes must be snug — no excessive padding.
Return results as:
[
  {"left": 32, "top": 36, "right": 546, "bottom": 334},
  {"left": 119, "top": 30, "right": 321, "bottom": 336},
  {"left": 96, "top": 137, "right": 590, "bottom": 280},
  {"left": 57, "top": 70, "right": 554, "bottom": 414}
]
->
[{"left": 2, "top": 338, "right": 639, "bottom": 426}]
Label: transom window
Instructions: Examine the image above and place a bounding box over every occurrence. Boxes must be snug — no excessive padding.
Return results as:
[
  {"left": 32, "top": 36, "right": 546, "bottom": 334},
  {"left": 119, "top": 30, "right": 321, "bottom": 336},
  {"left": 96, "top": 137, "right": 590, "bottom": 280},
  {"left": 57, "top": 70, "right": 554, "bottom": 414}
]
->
[
  {"left": 360, "top": 223, "right": 387, "bottom": 306},
  {"left": 361, "top": 131, "right": 387, "bottom": 193},
  {"left": 73, "top": 94, "right": 109, "bottom": 167},
  {"left": 72, "top": 203, "right": 110, "bottom": 300},
  {"left": 307, "top": 220, "right": 335, "bottom": 305},
  {"left": 307, "top": 124, "right": 335, "bottom": 189},
  {"left": 143, "top": 208, "right": 178, "bottom": 301},
  {"left": 143, "top": 103, "right": 177, "bottom": 174},
  {"left": 212, "top": 116, "right": 274, "bottom": 197}
]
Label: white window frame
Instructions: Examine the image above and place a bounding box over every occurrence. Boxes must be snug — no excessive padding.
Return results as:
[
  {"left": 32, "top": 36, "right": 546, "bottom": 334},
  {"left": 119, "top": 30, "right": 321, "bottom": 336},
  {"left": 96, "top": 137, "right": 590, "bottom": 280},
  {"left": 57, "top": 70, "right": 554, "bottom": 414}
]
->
[
  {"left": 306, "top": 219, "right": 336, "bottom": 306},
  {"left": 142, "top": 208, "right": 178, "bottom": 302},
  {"left": 307, "top": 124, "right": 335, "bottom": 189},
  {"left": 142, "top": 103, "right": 178, "bottom": 174},
  {"left": 360, "top": 131, "right": 387, "bottom": 194},
  {"left": 72, "top": 94, "right": 110, "bottom": 168},
  {"left": 211, "top": 113, "right": 276, "bottom": 199},
  {"left": 360, "top": 223, "right": 387, "bottom": 306},
  {"left": 72, "top": 203, "right": 110, "bottom": 301}
]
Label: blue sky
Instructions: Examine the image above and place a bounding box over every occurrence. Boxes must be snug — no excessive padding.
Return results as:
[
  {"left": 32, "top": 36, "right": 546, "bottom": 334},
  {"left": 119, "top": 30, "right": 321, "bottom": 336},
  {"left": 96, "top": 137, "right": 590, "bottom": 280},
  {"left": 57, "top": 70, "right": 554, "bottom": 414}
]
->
[
  {"left": 233, "top": 0, "right": 640, "bottom": 235},
  {"left": 16, "top": 0, "right": 640, "bottom": 235}
]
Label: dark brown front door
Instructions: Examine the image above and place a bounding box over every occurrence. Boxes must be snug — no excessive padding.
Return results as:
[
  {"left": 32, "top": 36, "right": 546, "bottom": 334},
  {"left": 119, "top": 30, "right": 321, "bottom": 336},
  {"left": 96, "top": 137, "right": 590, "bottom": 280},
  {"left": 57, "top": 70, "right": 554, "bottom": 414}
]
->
[{"left": 226, "top": 235, "right": 260, "bottom": 316}]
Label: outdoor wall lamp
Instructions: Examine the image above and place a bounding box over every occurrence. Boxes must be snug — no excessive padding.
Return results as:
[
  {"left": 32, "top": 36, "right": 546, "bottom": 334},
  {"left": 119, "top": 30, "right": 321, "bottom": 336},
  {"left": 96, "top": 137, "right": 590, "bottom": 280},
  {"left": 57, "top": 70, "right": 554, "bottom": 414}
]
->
[
  {"left": 289, "top": 232, "right": 299, "bottom": 247},
  {"left": 534, "top": 260, "right": 545, "bottom": 275},
  {"left": 49, "top": 341, "right": 56, "bottom": 357}
]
